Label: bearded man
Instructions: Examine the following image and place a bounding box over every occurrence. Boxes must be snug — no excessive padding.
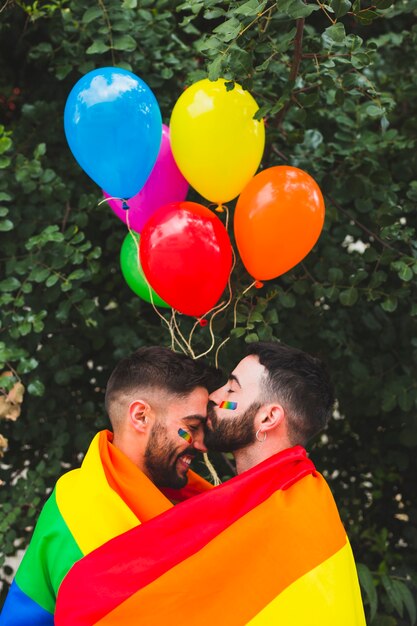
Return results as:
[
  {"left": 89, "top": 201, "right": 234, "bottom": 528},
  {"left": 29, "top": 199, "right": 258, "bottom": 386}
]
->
[{"left": 0, "top": 346, "right": 216, "bottom": 626}]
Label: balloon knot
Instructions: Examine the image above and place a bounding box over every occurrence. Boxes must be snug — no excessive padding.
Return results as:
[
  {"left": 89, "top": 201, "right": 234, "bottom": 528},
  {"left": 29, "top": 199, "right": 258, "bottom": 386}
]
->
[
  {"left": 199, "top": 318, "right": 208, "bottom": 327},
  {"left": 122, "top": 200, "right": 130, "bottom": 211},
  {"left": 255, "top": 281, "right": 264, "bottom": 289},
  {"left": 215, "top": 204, "right": 224, "bottom": 213}
]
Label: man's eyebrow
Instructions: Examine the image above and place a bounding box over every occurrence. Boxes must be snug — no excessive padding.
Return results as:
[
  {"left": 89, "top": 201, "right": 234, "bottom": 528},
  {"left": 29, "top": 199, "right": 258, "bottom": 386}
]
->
[
  {"left": 182, "top": 415, "right": 207, "bottom": 423},
  {"left": 228, "top": 374, "right": 241, "bottom": 388}
]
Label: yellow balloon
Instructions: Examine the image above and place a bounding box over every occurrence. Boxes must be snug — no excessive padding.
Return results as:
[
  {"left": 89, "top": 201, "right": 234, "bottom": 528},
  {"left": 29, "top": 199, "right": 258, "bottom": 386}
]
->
[{"left": 170, "top": 78, "right": 265, "bottom": 205}]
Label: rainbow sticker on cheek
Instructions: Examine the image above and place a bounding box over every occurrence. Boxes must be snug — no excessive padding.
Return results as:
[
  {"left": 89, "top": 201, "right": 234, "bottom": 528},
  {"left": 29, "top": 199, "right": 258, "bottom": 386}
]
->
[
  {"left": 219, "top": 401, "right": 238, "bottom": 410},
  {"left": 178, "top": 428, "right": 193, "bottom": 443}
]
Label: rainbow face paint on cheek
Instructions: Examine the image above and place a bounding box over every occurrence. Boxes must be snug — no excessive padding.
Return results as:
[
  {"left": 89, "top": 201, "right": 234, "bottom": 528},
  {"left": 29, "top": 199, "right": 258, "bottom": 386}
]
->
[
  {"left": 219, "top": 401, "right": 238, "bottom": 410},
  {"left": 178, "top": 428, "right": 193, "bottom": 443}
]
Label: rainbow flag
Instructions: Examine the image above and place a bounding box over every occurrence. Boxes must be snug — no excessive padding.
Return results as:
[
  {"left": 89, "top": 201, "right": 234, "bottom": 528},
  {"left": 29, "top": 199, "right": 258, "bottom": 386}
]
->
[
  {"left": 55, "top": 446, "right": 366, "bottom": 626},
  {"left": 0, "top": 431, "right": 211, "bottom": 626}
]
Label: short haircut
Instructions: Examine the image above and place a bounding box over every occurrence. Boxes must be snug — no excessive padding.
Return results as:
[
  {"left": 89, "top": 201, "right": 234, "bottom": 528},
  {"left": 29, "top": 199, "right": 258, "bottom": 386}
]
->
[
  {"left": 246, "top": 341, "right": 335, "bottom": 446},
  {"left": 105, "top": 346, "right": 220, "bottom": 425}
]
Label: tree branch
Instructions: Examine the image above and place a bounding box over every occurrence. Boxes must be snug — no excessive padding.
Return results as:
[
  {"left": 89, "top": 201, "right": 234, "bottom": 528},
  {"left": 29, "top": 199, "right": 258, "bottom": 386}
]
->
[{"left": 275, "top": 17, "right": 305, "bottom": 128}]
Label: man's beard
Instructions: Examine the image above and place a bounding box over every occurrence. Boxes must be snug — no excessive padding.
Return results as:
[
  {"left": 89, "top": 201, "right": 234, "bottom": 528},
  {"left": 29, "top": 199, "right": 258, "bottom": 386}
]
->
[
  {"left": 204, "top": 400, "right": 260, "bottom": 452},
  {"left": 144, "top": 421, "right": 194, "bottom": 489}
]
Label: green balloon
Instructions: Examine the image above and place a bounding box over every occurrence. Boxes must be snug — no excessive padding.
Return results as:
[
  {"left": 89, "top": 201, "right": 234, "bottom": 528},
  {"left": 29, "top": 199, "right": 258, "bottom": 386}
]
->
[{"left": 120, "top": 232, "right": 170, "bottom": 308}]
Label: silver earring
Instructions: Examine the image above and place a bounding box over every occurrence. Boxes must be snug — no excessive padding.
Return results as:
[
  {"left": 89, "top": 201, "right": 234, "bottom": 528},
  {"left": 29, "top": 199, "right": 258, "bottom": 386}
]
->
[{"left": 256, "top": 428, "right": 266, "bottom": 442}]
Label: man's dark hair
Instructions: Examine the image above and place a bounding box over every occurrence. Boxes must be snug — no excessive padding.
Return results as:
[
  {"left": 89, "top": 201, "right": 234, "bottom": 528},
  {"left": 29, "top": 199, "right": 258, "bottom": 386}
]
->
[
  {"left": 246, "top": 341, "right": 335, "bottom": 446},
  {"left": 105, "top": 346, "right": 220, "bottom": 416}
]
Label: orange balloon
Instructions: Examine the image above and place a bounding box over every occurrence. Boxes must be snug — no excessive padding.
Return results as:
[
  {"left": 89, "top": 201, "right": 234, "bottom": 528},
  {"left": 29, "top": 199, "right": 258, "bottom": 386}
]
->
[{"left": 234, "top": 166, "right": 325, "bottom": 280}]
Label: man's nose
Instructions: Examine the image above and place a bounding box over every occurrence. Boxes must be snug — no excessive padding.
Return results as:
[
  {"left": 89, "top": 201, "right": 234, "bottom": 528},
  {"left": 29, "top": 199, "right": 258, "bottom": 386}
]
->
[
  {"left": 208, "top": 387, "right": 222, "bottom": 405},
  {"left": 193, "top": 437, "right": 208, "bottom": 454}
]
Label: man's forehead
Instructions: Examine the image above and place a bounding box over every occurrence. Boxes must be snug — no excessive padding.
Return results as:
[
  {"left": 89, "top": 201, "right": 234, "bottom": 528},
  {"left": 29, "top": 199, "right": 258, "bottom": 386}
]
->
[{"left": 230, "top": 355, "right": 266, "bottom": 384}]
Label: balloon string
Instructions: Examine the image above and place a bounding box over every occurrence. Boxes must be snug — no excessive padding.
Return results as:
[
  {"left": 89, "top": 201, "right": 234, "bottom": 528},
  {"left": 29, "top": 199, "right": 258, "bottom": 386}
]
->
[
  {"left": 224, "top": 205, "right": 230, "bottom": 231},
  {"left": 171, "top": 310, "right": 196, "bottom": 358},
  {"left": 168, "top": 311, "right": 190, "bottom": 355},
  {"left": 232, "top": 279, "right": 257, "bottom": 331},
  {"left": 97, "top": 196, "right": 122, "bottom": 206},
  {"left": 125, "top": 211, "right": 188, "bottom": 355},
  {"left": 193, "top": 247, "right": 236, "bottom": 361},
  {"left": 203, "top": 452, "right": 222, "bottom": 486}
]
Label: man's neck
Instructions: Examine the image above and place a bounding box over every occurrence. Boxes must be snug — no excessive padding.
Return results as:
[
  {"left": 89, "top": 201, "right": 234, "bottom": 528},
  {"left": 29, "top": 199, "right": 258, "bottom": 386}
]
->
[{"left": 233, "top": 441, "right": 291, "bottom": 475}]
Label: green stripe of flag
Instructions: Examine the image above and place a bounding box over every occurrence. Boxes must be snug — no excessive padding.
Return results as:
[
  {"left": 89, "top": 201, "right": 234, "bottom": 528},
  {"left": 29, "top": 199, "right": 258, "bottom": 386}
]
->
[{"left": 15, "top": 488, "right": 83, "bottom": 613}]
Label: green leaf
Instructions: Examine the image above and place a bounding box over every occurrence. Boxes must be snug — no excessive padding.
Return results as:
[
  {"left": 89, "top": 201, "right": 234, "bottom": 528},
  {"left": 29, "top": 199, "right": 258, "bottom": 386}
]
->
[
  {"left": 46, "top": 275, "right": 59, "bottom": 288},
  {"left": 399, "top": 265, "right": 413, "bottom": 281},
  {"left": 113, "top": 35, "right": 137, "bottom": 52},
  {"left": 249, "top": 312, "right": 264, "bottom": 323},
  {"left": 285, "top": 0, "right": 320, "bottom": 18},
  {"left": 366, "top": 104, "right": 384, "bottom": 117},
  {"left": 0, "top": 219, "right": 13, "bottom": 231},
  {"left": 375, "top": 0, "right": 393, "bottom": 7},
  {"left": 393, "top": 580, "right": 417, "bottom": 626},
  {"left": 323, "top": 22, "right": 346, "bottom": 45},
  {"left": 330, "top": 0, "right": 352, "bottom": 17},
  {"left": 381, "top": 574, "right": 403, "bottom": 617},
  {"left": 339, "top": 287, "right": 358, "bottom": 306},
  {"left": 328, "top": 268, "right": 344, "bottom": 282},
  {"left": 82, "top": 7, "right": 103, "bottom": 24},
  {"left": 208, "top": 56, "right": 223, "bottom": 81},
  {"left": 27, "top": 380, "right": 45, "bottom": 397},
  {"left": 0, "top": 277, "right": 21, "bottom": 292},
  {"left": 86, "top": 40, "right": 110, "bottom": 55},
  {"left": 234, "top": 0, "right": 267, "bottom": 16},
  {"left": 122, "top": 0, "right": 137, "bottom": 7},
  {"left": 0, "top": 137, "right": 12, "bottom": 154},
  {"left": 279, "top": 293, "right": 296, "bottom": 308},
  {"left": 34, "top": 143, "right": 46, "bottom": 158},
  {"left": 204, "top": 8, "right": 226, "bottom": 18},
  {"left": 213, "top": 17, "right": 241, "bottom": 42},
  {"left": 0, "top": 156, "right": 11, "bottom": 168},
  {"left": 357, "top": 563, "right": 377, "bottom": 620},
  {"left": 381, "top": 296, "right": 397, "bottom": 312}
]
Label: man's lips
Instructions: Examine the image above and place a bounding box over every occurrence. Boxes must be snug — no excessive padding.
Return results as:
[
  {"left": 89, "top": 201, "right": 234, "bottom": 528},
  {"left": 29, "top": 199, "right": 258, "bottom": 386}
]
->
[{"left": 177, "top": 454, "right": 194, "bottom": 471}]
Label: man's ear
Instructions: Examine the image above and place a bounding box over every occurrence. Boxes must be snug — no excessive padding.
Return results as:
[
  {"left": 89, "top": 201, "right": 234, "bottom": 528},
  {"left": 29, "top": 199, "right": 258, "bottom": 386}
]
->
[
  {"left": 260, "top": 404, "right": 285, "bottom": 433},
  {"left": 128, "top": 400, "right": 150, "bottom": 433}
]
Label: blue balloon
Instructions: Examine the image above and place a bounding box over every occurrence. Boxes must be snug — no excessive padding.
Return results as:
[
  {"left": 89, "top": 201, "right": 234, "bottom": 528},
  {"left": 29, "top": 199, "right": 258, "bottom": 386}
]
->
[{"left": 64, "top": 67, "right": 162, "bottom": 199}]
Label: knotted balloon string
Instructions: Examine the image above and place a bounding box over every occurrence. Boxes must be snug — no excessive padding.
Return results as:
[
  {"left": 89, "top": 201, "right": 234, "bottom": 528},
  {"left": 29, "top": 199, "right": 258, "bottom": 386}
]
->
[
  {"left": 97, "top": 196, "right": 130, "bottom": 210},
  {"left": 208, "top": 203, "right": 230, "bottom": 230}
]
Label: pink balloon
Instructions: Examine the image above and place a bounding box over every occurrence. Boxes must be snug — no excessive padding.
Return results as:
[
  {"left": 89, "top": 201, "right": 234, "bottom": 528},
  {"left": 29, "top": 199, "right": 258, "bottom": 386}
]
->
[{"left": 103, "top": 125, "right": 188, "bottom": 233}]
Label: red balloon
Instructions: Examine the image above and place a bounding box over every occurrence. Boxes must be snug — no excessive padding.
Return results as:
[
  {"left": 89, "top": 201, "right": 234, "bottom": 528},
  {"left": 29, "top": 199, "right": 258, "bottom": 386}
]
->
[{"left": 140, "top": 202, "right": 232, "bottom": 317}]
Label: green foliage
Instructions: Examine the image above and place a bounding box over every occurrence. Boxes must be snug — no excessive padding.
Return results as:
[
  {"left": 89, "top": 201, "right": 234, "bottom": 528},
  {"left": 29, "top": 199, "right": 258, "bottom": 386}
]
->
[{"left": 1, "top": 0, "right": 416, "bottom": 622}]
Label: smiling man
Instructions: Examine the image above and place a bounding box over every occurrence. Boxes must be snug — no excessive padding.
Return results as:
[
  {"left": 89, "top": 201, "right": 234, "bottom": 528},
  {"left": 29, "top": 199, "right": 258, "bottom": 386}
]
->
[{"left": 0, "top": 346, "right": 217, "bottom": 626}]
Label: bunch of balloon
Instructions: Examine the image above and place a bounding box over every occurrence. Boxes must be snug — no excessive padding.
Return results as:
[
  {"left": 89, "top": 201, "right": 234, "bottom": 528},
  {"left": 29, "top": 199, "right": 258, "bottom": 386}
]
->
[
  {"left": 234, "top": 166, "right": 325, "bottom": 280},
  {"left": 64, "top": 67, "right": 162, "bottom": 200},
  {"left": 140, "top": 202, "right": 233, "bottom": 317},
  {"left": 104, "top": 125, "right": 189, "bottom": 234},
  {"left": 170, "top": 78, "right": 265, "bottom": 206},
  {"left": 120, "top": 232, "right": 169, "bottom": 308}
]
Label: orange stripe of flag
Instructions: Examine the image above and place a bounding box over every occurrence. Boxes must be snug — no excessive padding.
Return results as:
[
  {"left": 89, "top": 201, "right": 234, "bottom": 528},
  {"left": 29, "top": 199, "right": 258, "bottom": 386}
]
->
[{"left": 96, "top": 474, "right": 346, "bottom": 625}]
